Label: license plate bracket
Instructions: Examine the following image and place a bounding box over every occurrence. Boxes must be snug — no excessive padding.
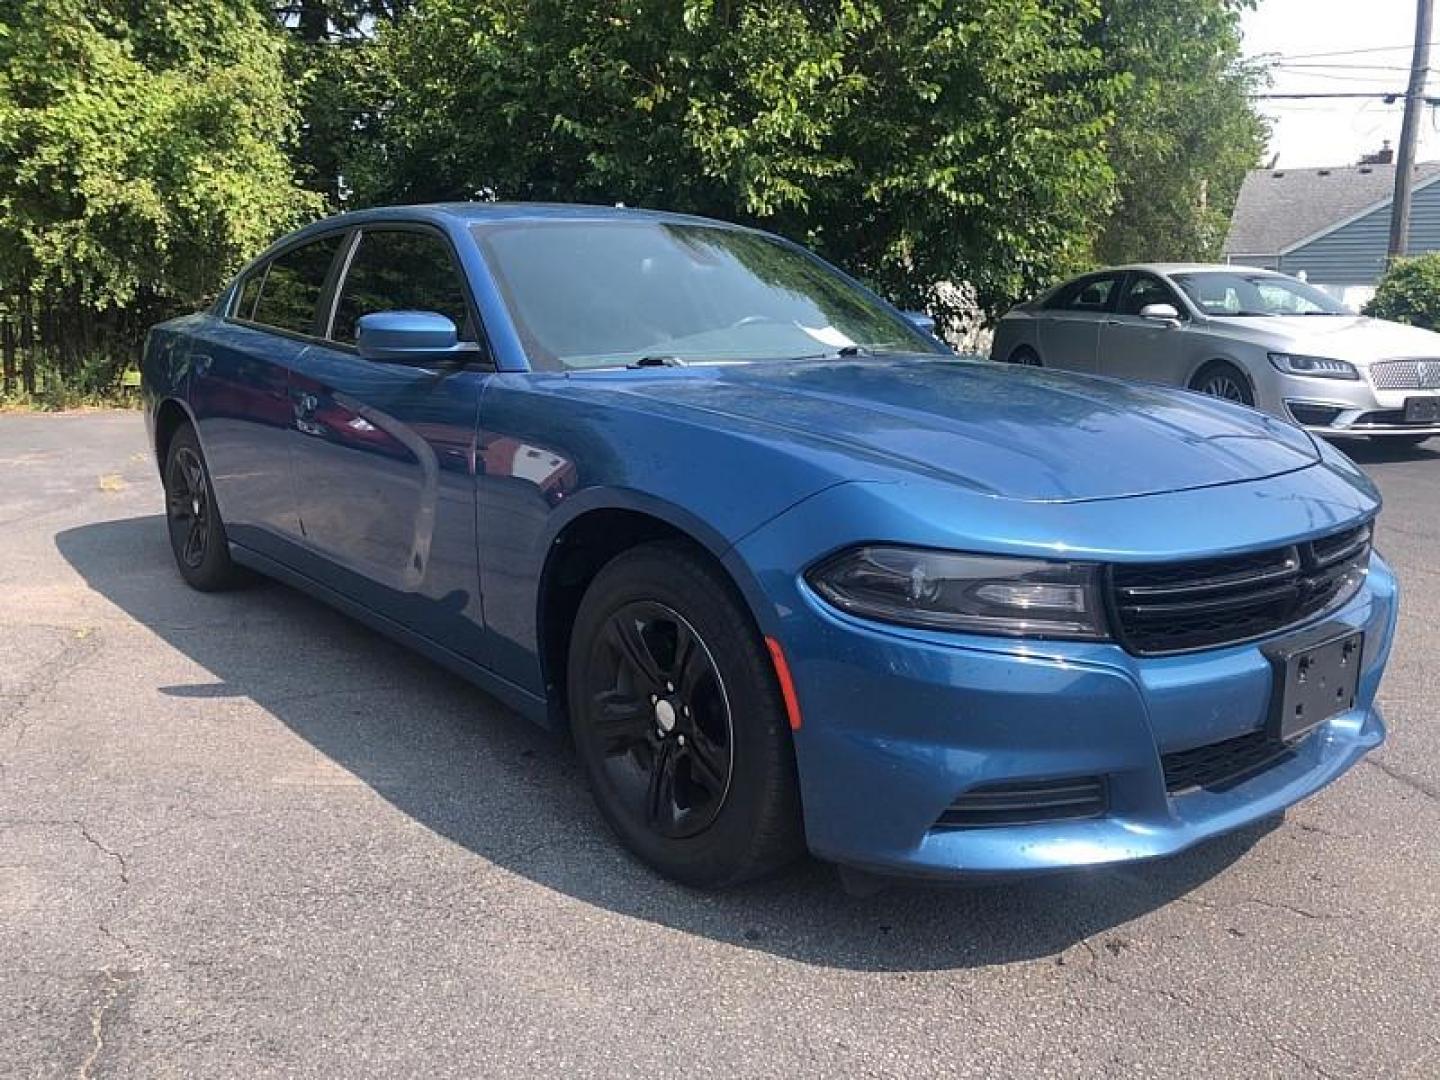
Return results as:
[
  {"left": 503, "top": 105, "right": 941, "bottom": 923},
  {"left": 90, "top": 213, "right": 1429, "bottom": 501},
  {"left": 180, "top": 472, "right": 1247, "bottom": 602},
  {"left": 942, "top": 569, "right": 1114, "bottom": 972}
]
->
[
  {"left": 1403, "top": 395, "right": 1440, "bottom": 423},
  {"left": 1264, "top": 625, "right": 1364, "bottom": 743}
]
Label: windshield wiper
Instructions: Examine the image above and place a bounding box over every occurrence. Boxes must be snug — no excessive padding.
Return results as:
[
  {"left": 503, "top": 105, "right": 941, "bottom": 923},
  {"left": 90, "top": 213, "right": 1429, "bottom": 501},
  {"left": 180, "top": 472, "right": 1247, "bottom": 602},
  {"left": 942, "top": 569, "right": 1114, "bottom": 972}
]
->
[{"left": 627, "top": 354, "right": 688, "bottom": 368}]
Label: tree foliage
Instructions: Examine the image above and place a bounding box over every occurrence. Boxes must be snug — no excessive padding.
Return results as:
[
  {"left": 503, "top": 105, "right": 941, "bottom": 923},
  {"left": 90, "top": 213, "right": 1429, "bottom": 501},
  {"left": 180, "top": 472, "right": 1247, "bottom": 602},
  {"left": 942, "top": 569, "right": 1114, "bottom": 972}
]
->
[
  {"left": 348, "top": 0, "right": 1125, "bottom": 324},
  {"left": 0, "top": 0, "right": 318, "bottom": 392},
  {"left": 1363, "top": 253, "right": 1440, "bottom": 330},
  {"left": 1090, "top": 0, "right": 1266, "bottom": 265},
  {"left": 0, "top": 0, "right": 1269, "bottom": 400}
]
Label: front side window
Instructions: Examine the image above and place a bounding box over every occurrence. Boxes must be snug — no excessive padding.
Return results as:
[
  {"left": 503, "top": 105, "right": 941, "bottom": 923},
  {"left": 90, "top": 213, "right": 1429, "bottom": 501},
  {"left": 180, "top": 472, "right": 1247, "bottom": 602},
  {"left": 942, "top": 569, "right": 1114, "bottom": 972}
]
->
[
  {"left": 473, "top": 221, "right": 937, "bottom": 370},
  {"left": 1118, "top": 274, "right": 1183, "bottom": 317},
  {"left": 330, "top": 229, "right": 475, "bottom": 345},
  {"left": 250, "top": 234, "right": 344, "bottom": 336},
  {"left": 1171, "top": 272, "right": 1352, "bottom": 317}
]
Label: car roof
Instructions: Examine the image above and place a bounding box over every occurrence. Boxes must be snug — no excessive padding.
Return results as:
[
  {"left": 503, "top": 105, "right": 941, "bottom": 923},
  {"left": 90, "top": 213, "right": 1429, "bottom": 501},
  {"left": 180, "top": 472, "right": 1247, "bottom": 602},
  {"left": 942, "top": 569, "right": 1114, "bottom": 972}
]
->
[
  {"left": 286, "top": 201, "right": 744, "bottom": 236},
  {"left": 1095, "top": 263, "right": 1284, "bottom": 277}
]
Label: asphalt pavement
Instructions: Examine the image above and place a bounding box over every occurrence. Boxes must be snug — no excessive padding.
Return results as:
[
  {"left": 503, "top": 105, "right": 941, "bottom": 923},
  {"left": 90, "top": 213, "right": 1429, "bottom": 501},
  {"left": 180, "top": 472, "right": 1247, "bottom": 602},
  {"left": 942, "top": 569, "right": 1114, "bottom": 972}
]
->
[{"left": 2, "top": 411, "right": 1437, "bottom": 1078}]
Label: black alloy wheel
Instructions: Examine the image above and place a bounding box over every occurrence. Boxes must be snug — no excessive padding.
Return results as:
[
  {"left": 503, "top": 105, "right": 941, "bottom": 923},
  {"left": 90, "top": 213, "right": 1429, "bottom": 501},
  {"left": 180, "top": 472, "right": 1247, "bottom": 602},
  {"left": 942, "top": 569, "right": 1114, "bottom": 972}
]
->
[
  {"left": 163, "top": 423, "right": 243, "bottom": 591},
  {"left": 568, "top": 541, "right": 804, "bottom": 887},
  {"left": 589, "top": 601, "right": 734, "bottom": 839},
  {"left": 167, "top": 444, "right": 212, "bottom": 571}
]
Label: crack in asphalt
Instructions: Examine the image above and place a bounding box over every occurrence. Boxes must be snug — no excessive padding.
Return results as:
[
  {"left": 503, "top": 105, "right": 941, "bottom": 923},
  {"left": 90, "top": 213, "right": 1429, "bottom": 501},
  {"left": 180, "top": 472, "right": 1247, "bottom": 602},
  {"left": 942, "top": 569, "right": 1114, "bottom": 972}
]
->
[
  {"left": 76, "top": 966, "right": 131, "bottom": 1080},
  {"left": 1364, "top": 756, "right": 1440, "bottom": 801},
  {"left": 0, "top": 625, "right": 102, "bottom": 748},
  {"left": 1064, "top": 935, "right": 1342, "bottom": 1078},
  {"left": 76, "top": 821, "right": 130, "bottom": 886}
]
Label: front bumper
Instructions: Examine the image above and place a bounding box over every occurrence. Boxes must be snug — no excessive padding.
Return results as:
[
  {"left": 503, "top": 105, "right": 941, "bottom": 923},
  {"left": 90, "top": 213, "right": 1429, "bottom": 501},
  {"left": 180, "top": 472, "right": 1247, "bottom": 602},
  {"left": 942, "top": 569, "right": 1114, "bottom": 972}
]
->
[
  {"left": 736, "top": 534, "right": 1398, "bottom": 879},
  {"left": 1274, "top": 371, "right": 1440, "bottom": 437}
]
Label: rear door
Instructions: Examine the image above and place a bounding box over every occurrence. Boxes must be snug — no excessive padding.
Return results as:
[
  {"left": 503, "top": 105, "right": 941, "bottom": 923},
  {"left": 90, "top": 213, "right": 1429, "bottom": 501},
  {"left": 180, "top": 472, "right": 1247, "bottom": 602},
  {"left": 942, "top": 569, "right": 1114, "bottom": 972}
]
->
[
  {"left": 1097, "top": 272, "right": 1191, "bottom": 386},
  {"left": 1036, "top": 273, "right": 1122, "bottom": 373},
  {"left": 188, "top": 232, "right": 346, "bottom": 560},
  {"left": 286, "top": 224, "right": 490, "bottom": 658}
]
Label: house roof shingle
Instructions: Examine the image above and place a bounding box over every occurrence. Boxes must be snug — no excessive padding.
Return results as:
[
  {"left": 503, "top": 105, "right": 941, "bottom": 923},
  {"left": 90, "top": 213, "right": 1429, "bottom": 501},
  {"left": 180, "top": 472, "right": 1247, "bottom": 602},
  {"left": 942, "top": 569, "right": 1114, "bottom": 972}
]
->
[{"left": 1223, "top": 162, "right": 1440, "bottom": 256}]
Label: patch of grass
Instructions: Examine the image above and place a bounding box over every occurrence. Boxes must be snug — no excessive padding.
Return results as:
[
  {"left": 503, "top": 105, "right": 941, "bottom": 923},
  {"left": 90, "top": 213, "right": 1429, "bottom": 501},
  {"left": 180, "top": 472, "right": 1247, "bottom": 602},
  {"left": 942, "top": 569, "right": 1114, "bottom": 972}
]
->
[{"left": 0, "top": 388, "right": 141, "bottom": 413}]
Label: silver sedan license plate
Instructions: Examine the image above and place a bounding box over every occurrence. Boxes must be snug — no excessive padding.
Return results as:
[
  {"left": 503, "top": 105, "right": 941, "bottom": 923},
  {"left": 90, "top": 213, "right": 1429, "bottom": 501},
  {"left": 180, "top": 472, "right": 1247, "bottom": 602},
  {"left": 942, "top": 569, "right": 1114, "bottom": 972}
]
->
[{"left": 1403, "top": 396, "right": 1440, "bottom": 423}]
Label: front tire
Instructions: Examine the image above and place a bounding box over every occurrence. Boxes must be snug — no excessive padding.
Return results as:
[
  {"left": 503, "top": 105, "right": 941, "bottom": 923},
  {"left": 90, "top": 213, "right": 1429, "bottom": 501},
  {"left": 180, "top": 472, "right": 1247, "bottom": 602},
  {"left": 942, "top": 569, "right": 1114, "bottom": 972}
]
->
[
  {"left": 163, "top": 423, "right": 244, "bottom": 591},
  {"left": 567, "top": 541, "right": 804, "bottom": 888},
  {"left": 1190, "top": 361, "right": 1254, "bottom": 406}
]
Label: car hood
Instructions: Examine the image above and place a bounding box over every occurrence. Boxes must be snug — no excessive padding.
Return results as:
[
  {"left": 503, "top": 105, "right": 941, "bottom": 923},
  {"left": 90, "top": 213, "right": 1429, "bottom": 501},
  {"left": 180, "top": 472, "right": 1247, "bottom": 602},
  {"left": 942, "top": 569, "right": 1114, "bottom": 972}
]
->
[
  {"left": 1209, "top": 314, "right": 1440, "bottom": 362},
  {"left": 594, "top": 357, "right": 1320, "bottom": 503}
]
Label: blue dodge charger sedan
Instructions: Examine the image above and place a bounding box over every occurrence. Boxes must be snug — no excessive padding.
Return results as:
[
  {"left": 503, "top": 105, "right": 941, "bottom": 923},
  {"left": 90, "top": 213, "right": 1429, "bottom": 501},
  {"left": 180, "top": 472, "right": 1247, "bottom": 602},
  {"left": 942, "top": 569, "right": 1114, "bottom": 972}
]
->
[{"left": 142, "top": 203, "right": 1398, "bottom": 887}]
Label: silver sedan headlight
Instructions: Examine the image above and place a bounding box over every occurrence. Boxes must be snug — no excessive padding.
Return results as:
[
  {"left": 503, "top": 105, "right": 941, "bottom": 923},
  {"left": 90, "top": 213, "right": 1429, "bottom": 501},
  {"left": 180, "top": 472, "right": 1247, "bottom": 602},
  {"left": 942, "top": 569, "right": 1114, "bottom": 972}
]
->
[
  {"left": 1268, "top": 352, "right": 1359, "bottom": 380},
  {"left": 806, "top": 546, "right": 1109, "bottom": 640}
]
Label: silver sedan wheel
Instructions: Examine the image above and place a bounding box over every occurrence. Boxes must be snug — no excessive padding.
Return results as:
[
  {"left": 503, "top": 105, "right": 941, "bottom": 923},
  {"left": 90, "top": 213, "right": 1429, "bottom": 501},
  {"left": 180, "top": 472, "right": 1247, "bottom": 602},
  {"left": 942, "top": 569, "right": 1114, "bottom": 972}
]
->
[{"left": 1198, "top": 372, "right": 1248, "bottom": 403}]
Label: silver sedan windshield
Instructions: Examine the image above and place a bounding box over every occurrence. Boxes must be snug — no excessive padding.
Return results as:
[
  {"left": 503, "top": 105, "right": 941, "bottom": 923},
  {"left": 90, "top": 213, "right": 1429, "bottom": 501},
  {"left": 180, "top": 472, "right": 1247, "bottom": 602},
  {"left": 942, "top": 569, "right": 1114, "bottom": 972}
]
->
[{"left": 1171, "top": 271, "right": 1353, "bottom": 318}]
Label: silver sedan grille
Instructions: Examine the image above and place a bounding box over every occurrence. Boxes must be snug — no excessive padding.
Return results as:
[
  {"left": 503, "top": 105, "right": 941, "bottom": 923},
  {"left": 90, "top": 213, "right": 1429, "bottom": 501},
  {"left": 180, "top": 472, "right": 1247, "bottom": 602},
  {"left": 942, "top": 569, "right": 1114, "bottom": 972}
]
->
[{"left": 1370, "top": 359, "right": 1440, "bottom": 390}]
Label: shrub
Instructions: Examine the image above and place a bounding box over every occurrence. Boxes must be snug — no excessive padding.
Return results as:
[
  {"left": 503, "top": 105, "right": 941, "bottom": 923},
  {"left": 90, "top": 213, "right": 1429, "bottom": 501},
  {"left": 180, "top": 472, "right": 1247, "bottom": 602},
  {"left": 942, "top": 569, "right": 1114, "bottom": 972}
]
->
[{"left": 1363, "top": 253, "right": 1440, "bottom": 328}]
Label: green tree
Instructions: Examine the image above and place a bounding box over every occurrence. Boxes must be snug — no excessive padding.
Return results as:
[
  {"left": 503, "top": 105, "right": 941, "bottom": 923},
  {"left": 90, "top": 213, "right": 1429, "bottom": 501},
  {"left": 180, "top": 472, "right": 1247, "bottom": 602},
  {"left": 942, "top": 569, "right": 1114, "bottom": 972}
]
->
[
  {"left": 347, "top": 0, "right": 1125, "bottom": 326},
  {"left": 1090, "top": 0, "right": 1267, "bottom": 265},
  {"left": 269, "top": 2, "right": 413, "bottom": 205},
  {"left": 0, "top": 0, "right": 318, "bottom": 393},
  {"left": 1364, "top": 253, "right": 1440, "bottom": 329}
]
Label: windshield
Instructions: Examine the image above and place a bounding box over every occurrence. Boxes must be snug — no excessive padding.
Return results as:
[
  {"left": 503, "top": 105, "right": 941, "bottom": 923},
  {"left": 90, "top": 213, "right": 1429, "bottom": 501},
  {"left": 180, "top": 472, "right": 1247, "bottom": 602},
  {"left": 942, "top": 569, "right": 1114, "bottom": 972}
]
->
[
  {"left": 474, "top": 220, "right": 937, "bottom": 370},
  {"left": 1171, "top": 271, "right": 1353, "bottom": 317}
]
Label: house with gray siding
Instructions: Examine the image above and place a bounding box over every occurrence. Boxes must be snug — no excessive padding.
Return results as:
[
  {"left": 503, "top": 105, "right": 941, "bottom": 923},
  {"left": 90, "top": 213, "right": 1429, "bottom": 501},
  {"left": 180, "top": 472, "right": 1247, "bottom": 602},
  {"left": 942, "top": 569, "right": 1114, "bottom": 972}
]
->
[{"left": 1222, "top": 160, "right": 1440, "bottom": 307}]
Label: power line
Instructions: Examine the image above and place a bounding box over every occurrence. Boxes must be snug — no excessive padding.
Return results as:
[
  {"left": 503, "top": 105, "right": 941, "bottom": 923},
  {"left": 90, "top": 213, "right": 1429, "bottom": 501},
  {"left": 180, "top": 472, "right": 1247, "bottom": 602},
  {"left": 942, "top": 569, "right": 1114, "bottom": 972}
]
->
[
  {"left": 1270, "top": 62, "right": 1420, "bottom": 72},
  {"left": 1263, "top": 42, "right": 1439, "bottom": 61},
  {"left": 1269, "top": 69, "right": 1421, "bottom": 85},
  {"left": 1252, "top": 91, "right": 1411, "bottom": 99}
]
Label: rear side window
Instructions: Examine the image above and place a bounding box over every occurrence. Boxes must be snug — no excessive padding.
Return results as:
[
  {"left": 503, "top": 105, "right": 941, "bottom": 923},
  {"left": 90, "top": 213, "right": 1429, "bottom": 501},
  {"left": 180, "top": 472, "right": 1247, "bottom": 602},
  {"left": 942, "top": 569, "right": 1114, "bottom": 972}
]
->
[
  {"left": 1044, "top": 274, "right": 1121, "bottom": 312},
  {"left": 330, "top": 229, "right": 474, "bottom": 344},
  {"left": 233, "top": 269, "right": 264, "bottom": 320},
  {"left": 251, "top": 234, "right": 344, "bottom": 336}
]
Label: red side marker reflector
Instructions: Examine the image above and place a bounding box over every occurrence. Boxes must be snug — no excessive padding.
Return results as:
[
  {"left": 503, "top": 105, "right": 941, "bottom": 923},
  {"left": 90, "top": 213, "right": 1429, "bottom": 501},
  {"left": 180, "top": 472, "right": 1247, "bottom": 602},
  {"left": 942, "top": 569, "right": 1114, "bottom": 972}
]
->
[{"left": 765, "top": 637, "right": 803, "bottom": 731}]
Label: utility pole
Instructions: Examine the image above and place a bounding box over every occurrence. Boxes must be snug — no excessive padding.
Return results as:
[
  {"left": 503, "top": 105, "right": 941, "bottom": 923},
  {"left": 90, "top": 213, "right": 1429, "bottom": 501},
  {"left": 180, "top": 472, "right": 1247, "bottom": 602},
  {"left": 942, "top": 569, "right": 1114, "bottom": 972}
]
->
[{"left": 1388, "top": 0, "right": 1435, "bottom": 261}]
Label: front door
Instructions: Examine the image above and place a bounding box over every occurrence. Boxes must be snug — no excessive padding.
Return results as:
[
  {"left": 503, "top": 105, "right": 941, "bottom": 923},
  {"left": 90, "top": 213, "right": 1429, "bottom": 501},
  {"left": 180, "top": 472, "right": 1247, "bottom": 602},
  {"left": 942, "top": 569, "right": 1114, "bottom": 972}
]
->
[
  {"left": 286, "top": 225, "right": 490, "bottom": 659},
  {"left": 1097, "top": 272, "right": 1191, "bottom": 387},
  {"left": 1037, "top": 272, "right": 1122, "bottom": 373}
]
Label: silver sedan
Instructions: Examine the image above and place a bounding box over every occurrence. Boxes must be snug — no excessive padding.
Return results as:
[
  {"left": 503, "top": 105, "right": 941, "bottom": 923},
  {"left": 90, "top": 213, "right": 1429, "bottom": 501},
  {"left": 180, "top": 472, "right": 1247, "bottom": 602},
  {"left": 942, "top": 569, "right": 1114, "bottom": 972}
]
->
[{"left": 990, "top": 263, "right": 1440, "bottom": 446}]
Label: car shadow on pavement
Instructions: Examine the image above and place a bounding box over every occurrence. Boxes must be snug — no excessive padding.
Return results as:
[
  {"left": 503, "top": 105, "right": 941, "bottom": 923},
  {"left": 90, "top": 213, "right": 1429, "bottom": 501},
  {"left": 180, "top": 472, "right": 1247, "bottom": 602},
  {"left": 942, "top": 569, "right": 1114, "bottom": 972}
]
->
[
  {"left": 57, "top": 515, "right": 1276, "bottom": 973},
  {"left": 1331, "top": 438, "right": 1439, "bottom": 465}
]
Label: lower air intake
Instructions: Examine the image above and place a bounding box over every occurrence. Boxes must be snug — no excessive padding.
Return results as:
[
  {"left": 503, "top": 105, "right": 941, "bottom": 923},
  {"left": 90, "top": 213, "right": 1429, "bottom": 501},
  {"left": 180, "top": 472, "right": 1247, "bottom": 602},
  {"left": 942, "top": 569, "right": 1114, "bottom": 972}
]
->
[
  {"left": 932, "top": 777, "right": 1107, "bottom": 830},
  {"left": 1162, "top": 729, "right": 1307, "bottom": 794}
]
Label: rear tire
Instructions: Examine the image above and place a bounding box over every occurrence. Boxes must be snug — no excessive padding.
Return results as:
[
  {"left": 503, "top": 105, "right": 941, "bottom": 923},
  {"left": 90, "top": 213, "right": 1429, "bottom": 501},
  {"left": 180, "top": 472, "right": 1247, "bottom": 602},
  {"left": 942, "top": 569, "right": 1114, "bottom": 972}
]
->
[
  {"left": 567, "top": 541, "right": 804, "bottom": 888},
  {"left": 163, "top": 423, "right": 244, "bottom": 591},
  {"left": 1008, "top": 346, "right": 1042, "bottom": 367},
  {"left": 1190, "top": 361, "right": 1254, "bottom": 406}
]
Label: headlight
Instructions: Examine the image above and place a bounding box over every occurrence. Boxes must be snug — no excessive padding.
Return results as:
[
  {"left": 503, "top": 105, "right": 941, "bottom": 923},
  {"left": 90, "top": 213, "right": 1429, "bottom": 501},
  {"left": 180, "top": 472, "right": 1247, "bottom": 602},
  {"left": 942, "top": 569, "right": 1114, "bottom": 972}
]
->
[
  {"left": 806, "top": 546, "right": 1109, "bottom": 640},
  {"left": 1268, "top": 352, "right": 1358, "bottom": 380}
]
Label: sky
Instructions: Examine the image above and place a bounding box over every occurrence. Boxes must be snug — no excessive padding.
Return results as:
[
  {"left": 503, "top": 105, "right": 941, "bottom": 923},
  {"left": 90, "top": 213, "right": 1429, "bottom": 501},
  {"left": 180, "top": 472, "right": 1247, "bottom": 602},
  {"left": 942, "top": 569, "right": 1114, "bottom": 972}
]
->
[{"left": 1242, "top": 0, "right": 1438, "bottom": 167}]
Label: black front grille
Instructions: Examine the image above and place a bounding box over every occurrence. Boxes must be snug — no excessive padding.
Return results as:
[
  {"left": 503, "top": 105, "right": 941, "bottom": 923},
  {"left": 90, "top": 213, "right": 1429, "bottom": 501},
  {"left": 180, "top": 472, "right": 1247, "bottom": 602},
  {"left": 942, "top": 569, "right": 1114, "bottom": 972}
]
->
[
  {"left": 1162, "top": 729, "right": 1307, "bottom": 794},
  {"left": 932, "top": 776, "right": 1107, "bottom": 830},
  {"left": 1108, "top": 524, "right": 1371, "bottom": 656}
]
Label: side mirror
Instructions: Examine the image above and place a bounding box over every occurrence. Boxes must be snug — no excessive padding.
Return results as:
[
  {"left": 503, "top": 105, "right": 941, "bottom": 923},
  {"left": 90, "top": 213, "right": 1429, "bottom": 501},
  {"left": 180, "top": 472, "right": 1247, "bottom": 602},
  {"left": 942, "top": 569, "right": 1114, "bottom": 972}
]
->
[
  {"left": 356, "top": 311, "right": 474, "bottom": 364},
  {"left": 902, "top": 310, "right": 938, "bottom": 337},
  {"left": 1139, "top": 303, "right": 1181, "bottom": 327}
]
